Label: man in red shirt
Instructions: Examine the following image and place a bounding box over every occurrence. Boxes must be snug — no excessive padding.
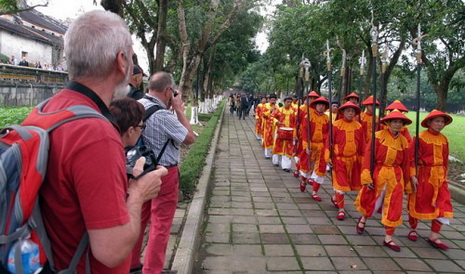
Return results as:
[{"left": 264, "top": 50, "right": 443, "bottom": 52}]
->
[{"left": 39, "top": 10, "right": 167, "bottom": 273}]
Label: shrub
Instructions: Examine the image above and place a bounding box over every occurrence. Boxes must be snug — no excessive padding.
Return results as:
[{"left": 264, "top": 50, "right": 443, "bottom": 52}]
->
[{"left": 179, "top": 101, "right": 224, "bottom": 196}]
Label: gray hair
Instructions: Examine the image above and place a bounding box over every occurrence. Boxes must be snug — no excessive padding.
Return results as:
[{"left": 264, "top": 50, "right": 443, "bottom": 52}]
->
[
  {"left": 148, "top": 72, "right": 174, "bottom": 92},
  {"left": 64, "top": 10, "right": 132, "bottom": 80}
]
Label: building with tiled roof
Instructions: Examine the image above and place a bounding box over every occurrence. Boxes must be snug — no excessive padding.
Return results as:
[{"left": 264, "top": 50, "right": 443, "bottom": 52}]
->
[{"left": 0, "top": 8, "right": 67, "bottom": 69}]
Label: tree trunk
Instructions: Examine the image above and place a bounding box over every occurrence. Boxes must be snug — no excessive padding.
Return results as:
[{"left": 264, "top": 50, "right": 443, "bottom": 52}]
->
[
  {"left": 154, "top": 0, "right": 168, "bottom": 72},
  {"left": 177, "top": 0, "right": 244, "bottom": 105},
  {"left": 363, "top": 44, "right": 373, "bottom": 99},
  {"left": 379, "top": 37, "right": 406, "bottom": 116}
]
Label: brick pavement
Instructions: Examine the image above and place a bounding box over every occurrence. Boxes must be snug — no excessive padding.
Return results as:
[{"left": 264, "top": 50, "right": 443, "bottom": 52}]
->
[{"left": 192, "top": 112, "right": 465, "bottom": 273}]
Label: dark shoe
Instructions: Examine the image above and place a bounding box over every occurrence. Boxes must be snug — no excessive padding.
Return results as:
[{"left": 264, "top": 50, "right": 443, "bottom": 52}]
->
[
  {"left": 300, "top": 181, "right": 306, "bottom": 192},
  {"left": 130, "top": 265, "right": 143, "bottom": 274},
  {"left": 356, "top": 216, "right": 366, "bottom": 235},
  {"left": 427, "top": 238, "right": 450, "bottom": 249},
  {"left": 283, "top": 168, "right": 291, "bottom": 172},
  {"left": 293, "top": 170, "right": 299, "bottom": 178},
  {"left": 383, "top": 240, "right": 401, "bottom": 252},
  {"left": 407, "top": 230, "right": 418, "bottom": 242},
  {"left": 161, "top": 270, "right": 178, "bottom": 274},
  {"left": 336, "top": 211, "right": 346, "bottom": 220},
  {"left": 312, "top": 193, "right": 322, "bottom": 202}
]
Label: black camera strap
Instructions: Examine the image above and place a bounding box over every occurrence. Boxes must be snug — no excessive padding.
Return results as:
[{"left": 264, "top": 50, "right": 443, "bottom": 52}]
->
[{"left": 66, "top": 81, "right": 120, "bottom": 133}]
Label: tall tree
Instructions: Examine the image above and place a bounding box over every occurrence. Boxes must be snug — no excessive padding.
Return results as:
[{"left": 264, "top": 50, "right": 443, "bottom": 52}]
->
[
  {"left": 408, "top": 0, "right": 465, "bottom": 111},
  {"left": 176, "top": 0, "right": 245, "bottom": 103},
  {"left": 0, "top": 0, "right": 48, "bottom": 15}
]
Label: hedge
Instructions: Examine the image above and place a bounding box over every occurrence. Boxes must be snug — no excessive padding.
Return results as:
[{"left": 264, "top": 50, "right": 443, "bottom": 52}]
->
[{"left": 179, "top": 101, "right": 224, "bottom": 196}]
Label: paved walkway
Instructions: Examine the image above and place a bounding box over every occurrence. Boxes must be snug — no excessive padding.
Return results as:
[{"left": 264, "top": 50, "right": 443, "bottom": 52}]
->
[{"left": 191, "top": 112, "right": 465, "bottom": 273}]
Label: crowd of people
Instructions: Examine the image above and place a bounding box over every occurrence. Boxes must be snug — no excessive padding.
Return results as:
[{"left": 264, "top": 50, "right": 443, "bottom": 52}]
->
[
  {"left": 13, "top": 10, "right": 194, "bottom": 274},
  {"left": 253, "top": 91, "right": 455, "bottom": 253},
  {"left": 5, "top": 55, "right": 66, "bottom": 71},
  {"left": 228, "top": 93, "right": 259, "bottom": 119}
]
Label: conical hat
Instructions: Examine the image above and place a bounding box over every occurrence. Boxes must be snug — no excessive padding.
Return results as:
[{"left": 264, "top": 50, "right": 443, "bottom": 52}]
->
[
  {"left": 362, "top": 95, "right": 380, "bottom": 106},
  {"left": 307, "top": 91, "right": 320, "bottom": 98},
  {"left": 338, "top": 101, "right": 362, "bottom": 115},
  {"left": 386, "top": 100, "right": 408, "bottom": 112},
  {"left": 381, "top": 110, "right": 412, "bottom": 125},
  {"left": 310, "top": 96, "right": 329, "bottom": 110},
  {"left": 344, "top": 92, "right": 360, "bottom": 101},
  {"left": 421, "top": 109, "right": 453, "bottom": 128}
]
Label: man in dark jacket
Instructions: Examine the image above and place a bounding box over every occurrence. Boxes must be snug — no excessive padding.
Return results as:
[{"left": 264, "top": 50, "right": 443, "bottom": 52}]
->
[
  {"left": 239, "top": 93, "right": 249, "bottom": 119},
  {"left": 127, "top": 64, "right": 146, "bottom": 100}
]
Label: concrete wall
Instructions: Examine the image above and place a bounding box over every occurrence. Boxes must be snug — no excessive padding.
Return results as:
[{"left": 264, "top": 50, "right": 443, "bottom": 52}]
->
[
  {"left": 0, "top": 64, "right": 67, "bottom": 106},
  {"left": 0, "top": 30, "right": 53, "bottom": 66}
]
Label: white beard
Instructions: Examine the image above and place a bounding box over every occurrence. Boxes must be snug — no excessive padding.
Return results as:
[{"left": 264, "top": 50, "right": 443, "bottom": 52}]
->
[{"left": 112, "top": 64, "right": 131, "bottom": 101}]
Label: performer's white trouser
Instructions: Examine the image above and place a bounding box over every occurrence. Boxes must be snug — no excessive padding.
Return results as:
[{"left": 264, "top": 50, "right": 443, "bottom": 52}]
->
[
  {"left": 272, "top": 154, "right": 280, "bottom": 165},
  {"left": 294, "top": 156, "right": 300, "bottom": 164},
  {"left": 281, "top": 156, "right": 292, "bottom": 169},
  {"left": 265, "top": 148, "right": 272, "bottom": 158},
  {"left": 310, "top": 171, "right": 325, "bottom": 184}
]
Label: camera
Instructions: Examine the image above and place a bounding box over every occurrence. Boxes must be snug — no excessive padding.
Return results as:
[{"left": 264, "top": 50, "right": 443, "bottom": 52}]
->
[
  {"left": 173, "top": 90, "right": 179, "bottom": 97},
  {"left": 126, "top": 145, "right": 157, "bottom": 179}
]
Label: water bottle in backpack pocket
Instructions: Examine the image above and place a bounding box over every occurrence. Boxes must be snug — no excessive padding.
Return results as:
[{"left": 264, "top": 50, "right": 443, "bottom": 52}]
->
[{"left": 7, "top": 235, "right": 41, "bottom": 274}]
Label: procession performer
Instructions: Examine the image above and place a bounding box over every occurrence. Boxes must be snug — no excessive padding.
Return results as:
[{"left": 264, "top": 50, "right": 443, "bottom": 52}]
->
[
  {"left": 360, "top": 95, "right": 380, "bottom": 143},
  {"left": 336, "top": 92, "right": 361, "bottom": 120},
  {"left": 291, "top": 95, "right": 299, "bottom": 111},
  {"left": 297, "top": 96, "right": 329, "bottom": 201},
  {"left": 325, "top": 100, "right": 339, "bottom": 123},
  {"left": 262, "top": 94, "right": 279, "bottom": 159},
  {"left": 354, "top": 110, "right": 412, "bottom": 252},
  {"left": 294, "top": 91, "right": 320, "bottom": 177},
  {"left": 255, "top": 97, "right": 267, "bottom": 141},
  {"left": 271, "top": 97, "right": 297, "bottom": 172},
  {"left": 325, "top": 102, "right": 365, "bottom": 220},
  {"left": 407, "top": 110, "right": 454, "bottom": 250},
  {"left": 384, "top": 100, "right": 412, "bottom": 142}
]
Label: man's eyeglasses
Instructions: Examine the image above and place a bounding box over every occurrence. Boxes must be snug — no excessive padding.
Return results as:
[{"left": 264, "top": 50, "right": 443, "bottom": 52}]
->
[{"left": 135, "top": 124, "right": 146, "bottom": 130}]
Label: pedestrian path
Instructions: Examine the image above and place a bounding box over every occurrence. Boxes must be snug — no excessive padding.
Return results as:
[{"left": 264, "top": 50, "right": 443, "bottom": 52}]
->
[{"left": 192, "top": 112, "right": 465, "bottom": 273}]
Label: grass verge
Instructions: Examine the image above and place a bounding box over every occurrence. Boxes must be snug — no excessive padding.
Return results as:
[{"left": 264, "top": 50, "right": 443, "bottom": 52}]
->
[
  {"left": 0, "top": 106, "right": 33, "bottom": 128},
  {"left": 179, "top": 101, "right": 224, "bottom": 196},
  {"left": 404, "top": 112, "right": 465, "bottom": 162}
]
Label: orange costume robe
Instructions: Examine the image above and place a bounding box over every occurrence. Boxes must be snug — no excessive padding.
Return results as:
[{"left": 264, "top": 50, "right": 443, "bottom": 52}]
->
[
  {"left": 272, "top": 107, "right": 296, "bottom": 158},
  {"left": 262, "top": 103, "right": 279, "bottom": 149},
  {"left": 295, "top": 104, "right": 312, "bottom": 157},
  {"left": 297, "top": 109, "right": 329, "bottom": 175},
  {"left": 360, "top": 111, "right": 379, "bottom": 143},
  {"left": 322, "top": 118, "right": 365, "bottom": 192},
  {"left": 255, "top": 103, "right": 265, "bottom": 138},
  {"left": 408, "top": 129, "right": 453, "bottom": 220},
  {"left": 354, "top": 129, "right": 410, "bottom": 227}
]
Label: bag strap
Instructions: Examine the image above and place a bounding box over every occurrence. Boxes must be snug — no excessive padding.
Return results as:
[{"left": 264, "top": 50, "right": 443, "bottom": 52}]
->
[
  {"left": 66, "top": 81, "right": 120, "bottom": 132},
  {"left": 143, "top": 104, "right": 163, "bottom": 122}
]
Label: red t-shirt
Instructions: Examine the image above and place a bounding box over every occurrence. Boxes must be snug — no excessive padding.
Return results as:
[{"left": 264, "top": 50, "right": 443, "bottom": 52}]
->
[{"left": 40, "top": 89, "right": 130, "bottom": 273}]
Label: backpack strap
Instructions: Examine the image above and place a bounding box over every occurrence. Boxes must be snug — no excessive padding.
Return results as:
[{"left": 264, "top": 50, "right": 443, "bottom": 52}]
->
[{"left": 143, "top": 104, "right": 163, "bottom": 122}]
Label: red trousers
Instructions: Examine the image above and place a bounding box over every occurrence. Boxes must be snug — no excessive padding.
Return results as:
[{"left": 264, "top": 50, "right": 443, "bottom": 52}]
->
[
  {"left": 137, "top": 166, "right": 179, "bottom": 273},
  {"left": 130, "top": 201, "right": 151, "bottom": 269}
]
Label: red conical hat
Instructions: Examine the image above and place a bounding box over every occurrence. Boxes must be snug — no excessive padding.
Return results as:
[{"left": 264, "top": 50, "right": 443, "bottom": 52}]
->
[
  {"left": 381, "top": 110, "right": 412, "bottom": 125},
  {"left": 421, "top": 109, "right": 453, "bottom": 128},
  {"left": 338, "top": 101, "right": 362, "bottom": 115},
  {"left": 385, "top": 100, "right": 408, "bottom": 112},
  {"left": 362, "top": 95, "right": 380, "bottom": 106},
  {"left": 307, "top": 91, "right": 320, "bottom": 98},
  {"left": 310, "top": 96, "right": 330, "bottom": 110},
  {"left": 344, "top": 92, "right": 360, "bottom": 101}
]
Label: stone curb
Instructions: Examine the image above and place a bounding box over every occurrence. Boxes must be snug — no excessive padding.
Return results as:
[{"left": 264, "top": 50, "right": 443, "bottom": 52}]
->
[
  {"left": 171, "top": 103, "right": 225, "bottom": 274},
  {"left": 450, "top": 181, "right": 465, "bottom": 205}
]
